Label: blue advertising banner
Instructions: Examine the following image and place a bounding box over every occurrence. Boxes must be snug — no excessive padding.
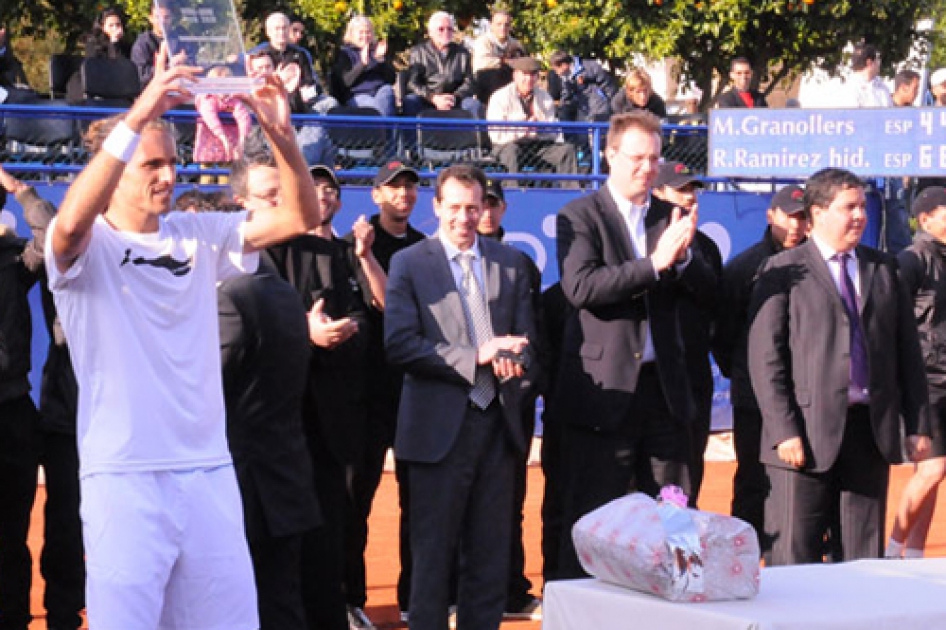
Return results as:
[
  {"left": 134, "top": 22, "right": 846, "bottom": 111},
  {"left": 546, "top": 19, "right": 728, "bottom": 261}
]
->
[{"left": 709, "top": 107, "right": 946, "bottom": 178}]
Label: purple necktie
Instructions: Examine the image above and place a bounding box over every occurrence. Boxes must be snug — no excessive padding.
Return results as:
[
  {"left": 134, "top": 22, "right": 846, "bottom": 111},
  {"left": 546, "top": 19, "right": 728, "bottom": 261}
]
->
[{"left": 836, "top": 253, "right": 869, "bottom": 395}]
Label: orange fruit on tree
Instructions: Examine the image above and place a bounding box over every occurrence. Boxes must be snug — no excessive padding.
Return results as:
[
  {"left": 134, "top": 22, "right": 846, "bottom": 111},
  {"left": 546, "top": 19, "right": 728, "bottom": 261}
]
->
[{"left": 393, "top": 0, "right": 403, "bottom": 9}]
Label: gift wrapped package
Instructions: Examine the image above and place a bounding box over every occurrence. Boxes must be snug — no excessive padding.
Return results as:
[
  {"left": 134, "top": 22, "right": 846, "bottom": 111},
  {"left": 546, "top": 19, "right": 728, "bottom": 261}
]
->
[{"left": 572, "top": 491, "right": 760, "bottom": 602}]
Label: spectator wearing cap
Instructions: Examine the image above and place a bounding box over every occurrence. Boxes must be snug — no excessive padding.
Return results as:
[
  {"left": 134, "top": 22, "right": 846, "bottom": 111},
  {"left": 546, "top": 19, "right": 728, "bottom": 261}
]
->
[
  {"left": 486, "top": 56, "right": 578, "bottom": 187},
  {"left": 886, "top": 186, "right": 946, "bottom": 560},
  {"left": 403, "top": 11, "right": 482, "bottom": 119},
  {"left": 930, "top": 68, "right": 946, "bottom": 106},
  {"left": 652, "top": 162, "right": 722, "bottom": 506},
  {"left": 715, "top": 57, "right": 768, "bottom": 109},
  {"left": 476, "top": 182, "right": 544, "bottom": 621},
  {"left": 712, "top": 184, "right": 809, "bottom": 553},
  {"left": 262, "top": 163, "right": 380, "bottom": 630},
  {"left": 342, "top": 161, "right": 426, "bottom": 620},
  {"left": 547, "top": 50, "right": 617, "bottom": 124}
]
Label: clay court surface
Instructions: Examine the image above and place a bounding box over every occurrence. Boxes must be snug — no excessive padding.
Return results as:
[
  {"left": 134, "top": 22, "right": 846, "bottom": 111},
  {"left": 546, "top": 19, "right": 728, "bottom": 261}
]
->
[{"left": 25, "top": 454, "right": 946, "bottom": 629}]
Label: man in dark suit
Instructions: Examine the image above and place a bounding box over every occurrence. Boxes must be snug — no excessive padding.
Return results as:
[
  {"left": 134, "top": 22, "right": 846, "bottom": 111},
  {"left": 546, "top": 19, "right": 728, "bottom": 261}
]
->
[
  {"left": 651, "top": 161, "right": 723, "bottom": 506},
  {"left": 715, "top": 57, "right": 768, "bottom": 108},
  {"left": 553, "top": 111, "right": 716, "bottom": 579},
  {"left": 748, "top": 167, "right": 930, "bottom": 565},
  {"left": 219, "top": 149, "right": 322, "bottom": 630},
  {"left": 713, "top": 184, "right": 808, "bottom": 551},
  {"left": 385, "top": 164, "right": 537, "bottom": 630}
]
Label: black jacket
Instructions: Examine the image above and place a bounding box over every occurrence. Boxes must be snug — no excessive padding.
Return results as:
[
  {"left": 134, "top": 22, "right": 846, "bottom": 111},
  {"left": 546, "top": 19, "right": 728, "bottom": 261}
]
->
[
  {"left": 716, "top": 87, "right": 768, "bottom": 108},
  {"left": 330, "top": 43, "right": 396, "bottom": 104},
  {"left": 610, "top": 90, "right": 667, "bottom": 119},
  {"left": 713, "top": 227, "right": 789, "bottom": 408},
  {"left": 406, "top": 40, "right": 475, "bottom": 103},
  {"left": 899, "top": 232, "right": 946, "bottom": 404},
  {"left": 0, "top": 188, "right": 49, "bottom": 403}
]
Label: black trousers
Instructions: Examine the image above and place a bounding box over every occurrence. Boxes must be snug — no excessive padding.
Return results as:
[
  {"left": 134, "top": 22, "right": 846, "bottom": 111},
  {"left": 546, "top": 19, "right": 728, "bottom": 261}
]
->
[
  {"left": 250, "top": 534, "right": 306, "bottom": 630},
  {"left": 38, "top": 428, "right": 85, "bottom": 630},
  {"left": 731, "top": 405, "right": 770, "bottom": 553},
  {"left": 506, "top": 400, "right": 536, "bottom": 610},
  {"left": 765, "top": 405, "right": 889, "bottom": 566},
  {"left": 555, "top": 365, "right": 692, "bottom": 580},
  {"left": 0, "top": 396, "right": 39, "bottom": 630}
]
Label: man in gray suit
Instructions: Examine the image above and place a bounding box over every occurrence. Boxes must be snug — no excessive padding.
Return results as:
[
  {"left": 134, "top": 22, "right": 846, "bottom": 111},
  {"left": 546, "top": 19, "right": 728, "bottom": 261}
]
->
[
  {"left": 748, "top": 167, "right": 930, "bottom": 565},
  {"left": 385, "top": 164, "right": 537, "bottom": 630}
]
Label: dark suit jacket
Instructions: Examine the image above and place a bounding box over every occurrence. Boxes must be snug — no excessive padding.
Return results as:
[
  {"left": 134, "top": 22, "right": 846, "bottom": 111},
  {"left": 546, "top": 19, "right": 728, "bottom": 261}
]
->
[
  {"left": 716, "top": 88, "right": 768, "bottom": 108},
  {"left": 554, "top": 188, "right": 716, "bottom": 431},
  {"left": 268, "top": 236, "right": 371, "bottom": 467},
  {"left": 218, "top": 265, "right": 321, "bottom": 541},
  {"left": 747, "top": 240, "right": 929, "bottom": 472},
  {"left": 384, "top": 236, "right": 538, "bottom": 464}
]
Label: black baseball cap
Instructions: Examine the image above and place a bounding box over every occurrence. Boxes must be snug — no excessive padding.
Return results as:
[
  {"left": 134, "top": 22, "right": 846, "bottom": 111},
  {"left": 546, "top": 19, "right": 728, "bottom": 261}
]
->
[
  {"left": 654, "top": 161, "right": 703, "bottom": 190},
  {"left": 770, "top": 184, "right": 806, "bottom": 215},
  {"left": 486, "top": 181, "right": 505, "bottom": 203},
  {"left": 913, "top": 186, "right": 946, "bottom": 217},
  {"left": 309, "top": 164, "right": 340, "bottom": 191},
  {"left": 373, "top": 160, "right": 419, "bottom": 188}
]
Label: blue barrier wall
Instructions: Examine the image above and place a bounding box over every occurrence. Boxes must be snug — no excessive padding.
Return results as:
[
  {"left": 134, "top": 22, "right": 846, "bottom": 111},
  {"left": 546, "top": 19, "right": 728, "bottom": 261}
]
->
[{"left": 4, "top": 183, "right": 881, "bottom": 420}]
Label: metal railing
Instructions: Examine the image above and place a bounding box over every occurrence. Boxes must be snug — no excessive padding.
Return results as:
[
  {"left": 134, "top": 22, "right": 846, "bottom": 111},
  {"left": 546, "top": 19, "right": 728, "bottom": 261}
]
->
[{"left": 0, "top": 103, "right": 709, "bottom": 186}]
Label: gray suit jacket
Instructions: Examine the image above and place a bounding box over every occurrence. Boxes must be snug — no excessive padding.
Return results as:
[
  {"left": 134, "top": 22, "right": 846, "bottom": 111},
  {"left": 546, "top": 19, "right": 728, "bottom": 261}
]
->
[
  {"left": 384, "top": 235, "right": 538, "bottom": 464},
  {"left": 747, "top": 240, "right": 929, "bottom": 472}
]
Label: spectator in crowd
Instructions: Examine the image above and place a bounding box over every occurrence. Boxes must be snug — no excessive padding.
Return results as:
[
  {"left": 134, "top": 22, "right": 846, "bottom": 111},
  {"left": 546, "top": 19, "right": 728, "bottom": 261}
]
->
[
  {"left": 385, "top": 164, "right": 538, "bottom": 630},
  {"left": 130, "top": 2, "right": 172, "bottom": 89},
  {"left": 249, "top": 12, "right": 337, "bottom": 115},
  {"left": 267, "top": 161, "right": 383, "bottom": 630},
  {"left": 748, "top": 168, "right": 929, "bottom": 566},
  {"left": 0, "top": 25, "right": 29, "bottom": 91},
  {"left": 715, "top": 57, "right": 767, "bottom": 108},
  {"left": 85, "top": 6, "right": 131, "bottom": 59},
  {"left": 892, "top": 69, "right": 921, "bottom": 107},
  {"left": 343, "top": 162, "right": 425, "bottom": 621},
  {"left": 611, "top": 68, "right": 667, "bottom": 119},
  {"left": 218, "top": 145, "right": 322, "bottom": 630},
  {"left": 931, "top": 68, "right": 946, "bottom": 106},
  {"left": 651, "top": 161, "right": 722, "bottom": 506},
  {"left": 842, "top": 42, "right": 892, "bottom": 107},
  {"left": 194, "top": 66, "right": 253, "bottom": 184},
  {"left": 403, "top": 11, "right": 481, "bottom": 119},
  {"left": 486, "top": 56, "right": 578, "bottom": 186},
  {"left": 472, "top": 9, "right": 525, "bottom": 104},
  {"left": 552, "top": 111, "right": 715, "bottom": 579},
  {"left": 0, "top": 167, "right": 86, "bottom": 630},
  {"left": 887, "top": 187, "right": 946, "bottom": 559},
  {"left": 44, "top": 48, "right": 320, "bottom": 629},
  {"left": 476, "top": 182, "right": 544, "bottom": 621},
  {"left": 288, "top": 15, "right": 307, "bottom": 49},
  {"left": 548, "top": 50, "right": 617, "bottom": 124},
  {"left": 713, "top": 184, "right": 809, "bottom": 552},
  {"left": 331, "top": 16, "right": 397, "bottom": 118},
  {"left": 0, "top": 168, "right": 44, "bottom": 630}
]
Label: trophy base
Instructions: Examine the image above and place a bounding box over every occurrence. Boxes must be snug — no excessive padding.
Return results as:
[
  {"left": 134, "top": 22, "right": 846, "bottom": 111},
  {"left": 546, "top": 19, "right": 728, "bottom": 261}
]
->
[{"left": 183, "top": 76, "right": 263, "bottom": 95}]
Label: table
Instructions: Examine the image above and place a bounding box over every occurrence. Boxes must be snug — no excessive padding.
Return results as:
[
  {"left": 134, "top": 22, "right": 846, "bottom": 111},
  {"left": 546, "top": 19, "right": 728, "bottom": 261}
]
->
[{"left": 543, "top": 558, "right": 946, "bottom": 629}]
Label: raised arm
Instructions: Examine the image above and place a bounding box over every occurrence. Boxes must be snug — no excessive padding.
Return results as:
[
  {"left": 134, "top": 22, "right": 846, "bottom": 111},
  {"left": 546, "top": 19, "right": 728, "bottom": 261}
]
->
[
  {"left": 238, "top": 74, "right": 320, "bottom": 253},
  {"left": 52, "top": 44, "right": 199, "bottom": 272}
]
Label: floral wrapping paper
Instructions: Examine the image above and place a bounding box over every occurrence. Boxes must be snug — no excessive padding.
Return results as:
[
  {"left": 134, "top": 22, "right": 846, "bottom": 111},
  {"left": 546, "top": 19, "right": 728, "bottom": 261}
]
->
[{"left": 572, "top": 492, "right": 761, "bottom": 602}]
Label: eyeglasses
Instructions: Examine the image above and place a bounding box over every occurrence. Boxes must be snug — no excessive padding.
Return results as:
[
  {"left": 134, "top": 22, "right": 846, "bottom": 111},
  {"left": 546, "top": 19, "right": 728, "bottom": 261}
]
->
[{"left": 436, "top": 26, "right": 454, "bottom": 32}]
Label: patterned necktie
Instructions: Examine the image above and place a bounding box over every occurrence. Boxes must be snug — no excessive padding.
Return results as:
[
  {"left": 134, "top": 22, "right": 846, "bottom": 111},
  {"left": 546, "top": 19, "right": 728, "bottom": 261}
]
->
[
  {"left": 836, "top": 253, "right": 870, "bottom": 395},
  {"left": 457, "top": 251, "right": 496, "bottom": 409}
]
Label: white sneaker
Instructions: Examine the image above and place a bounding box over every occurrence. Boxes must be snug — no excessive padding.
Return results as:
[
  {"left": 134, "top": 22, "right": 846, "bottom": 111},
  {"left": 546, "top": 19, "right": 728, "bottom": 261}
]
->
[
  {"left": 347, "top": 605, "right": 376, "bottom": 630},
  {"left": 503, "top": 597, "right": 543, "bottom": 620}
]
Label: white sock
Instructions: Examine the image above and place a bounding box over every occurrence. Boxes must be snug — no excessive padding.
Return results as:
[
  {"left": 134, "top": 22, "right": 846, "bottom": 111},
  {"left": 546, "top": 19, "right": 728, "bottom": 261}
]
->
[
  {"left": 904, "top": 548, "right": 925, "bottom": 559},
  {"left": 885, "top": 539, "right": 904, "bottom": 558}
]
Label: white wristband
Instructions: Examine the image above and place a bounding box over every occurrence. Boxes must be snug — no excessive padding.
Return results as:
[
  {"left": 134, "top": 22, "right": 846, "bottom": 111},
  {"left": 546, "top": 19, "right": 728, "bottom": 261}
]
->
[{"left": 102, "top": 121, "right": 141, "bottom": 163}]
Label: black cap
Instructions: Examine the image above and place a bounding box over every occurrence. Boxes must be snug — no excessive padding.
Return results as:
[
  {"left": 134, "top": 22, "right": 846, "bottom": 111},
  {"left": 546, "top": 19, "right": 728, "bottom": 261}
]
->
[
  {"left": 309, "top": 164, "right": 340, "bottom": 191},
  {"left": 913, "top": 186, "right": 946, "bottom": 217},
  {"left": 654, "top": 161, "right": 703, "bottom": 190},
  {"left": 486, "top": 181, "right": 505, "bottom": 203},
  {"left": 373, "top": 160, "right": 419, "bottom": 188},
  {"left": 770, "top": 184, "right": 806, "bottom": 215}
]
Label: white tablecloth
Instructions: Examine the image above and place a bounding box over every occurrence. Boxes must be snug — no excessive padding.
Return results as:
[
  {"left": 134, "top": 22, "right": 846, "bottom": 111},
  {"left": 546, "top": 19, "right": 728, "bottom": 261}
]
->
[{"left": 543, "top": 558, "right": 946, "bottom": 630}]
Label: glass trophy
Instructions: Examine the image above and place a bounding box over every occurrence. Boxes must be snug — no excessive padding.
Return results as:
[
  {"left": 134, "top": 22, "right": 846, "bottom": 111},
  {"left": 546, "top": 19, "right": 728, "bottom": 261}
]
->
[{"left": 155, "top": 0, "right": 260, "bottom": 94}]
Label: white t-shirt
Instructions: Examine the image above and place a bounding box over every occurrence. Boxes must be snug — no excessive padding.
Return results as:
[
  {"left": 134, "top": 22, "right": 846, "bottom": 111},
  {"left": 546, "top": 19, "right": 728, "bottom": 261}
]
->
[{"left": 46, "top": 211, "right": 259, "bottom": 476}]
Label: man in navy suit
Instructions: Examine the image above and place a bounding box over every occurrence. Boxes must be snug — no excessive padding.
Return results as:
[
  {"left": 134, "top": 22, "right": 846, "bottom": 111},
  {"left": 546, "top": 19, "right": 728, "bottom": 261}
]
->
[{"left": 385, "top": 164, "right": 537, "bottom": 630}]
